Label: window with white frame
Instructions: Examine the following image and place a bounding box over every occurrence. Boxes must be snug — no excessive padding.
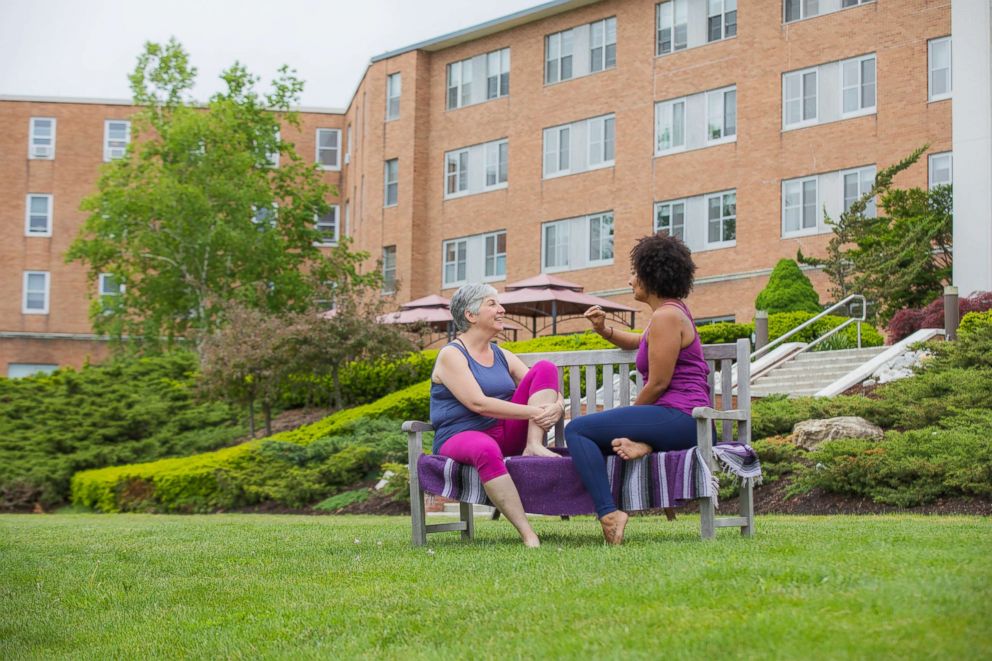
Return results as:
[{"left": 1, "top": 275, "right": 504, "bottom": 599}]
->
[
  {"left": 443, "top": 139, "right": 507, "bottom": 199},
  {"left": 25, "top": 194, "right": 52, "bottom": 237},
  {"left": 707, "top": 0, "right": 737, "bottom": 42},
  {"left": 316, "top": 205, "right": 340, "bottom": 245},
  {"left": 783, "top": 68, "right": 817, "bottom": 128},
  {"left": 928, "top": 37, "right": 952, "bottom": 101},
  {"left": 929, "top": 152, "right": 952, "bottom": 189},
  {"left": 486, "top": 48, "right": 510, "bottom": 100},
  {"left": 484, "top": 231, "right": 507, "bottom": 279},
  {"left": 252, "top": 204, "right": 277, "bottom": 228},
  {"left": 841, "top": 54, "right": 876, "bottom": 116},
  {"left": 707, "top": 86, "right": 737, "bottom": 142},
  {"left": 103, "top": 120, "right": 130, "bottom": 161},
  {"left": 706, "top": 191, "right": 736, "bottom": 246},
  {"left": 589, "top": 17, "right": 617, "bottom": 73},
  {"left": 786, "top": 0, "right": 875, "bottom": 23},
  {"left": 447, "top": 59, "right": 471, "bottom": 109},
  {"left": 446, "top": 149, "right": 469, "bottom": 196},
  {"left": 545, "top": 29, "right": 575, "bottom": 84},
  {"left": 542, "top": 212, "right": 614, "bottom": 272},
  {"left": 544, "top": 114, "right": 615, "bottom": 179},
  {"left": 29, "top": 118, "right": 56, "bottom": 159},
  {"left": 443, "top": 239, "right": 468, "bottom": 286},
  {"left": 654, "top": 200, "right": 686, "bottom": 240},
  {"left": 99, "top": 273, "right": 123, "bottom": 296},
  {"left": 485, "top": 140, "right": 509, "bottom": 188},
  {"left": 543, "top": 125, "right": 571, "bottom": 177},
  {"left": 7, "top": 364, "right": 58, "bottom": 378},
  {"left": 386, "top": 73, "right": 401, "bottom": 120},
  {"left": 782, "top": 177, "right": 818, "bottom": 235},
  {"left": 842, "top": 166, "right": 876, "bottom": 216},
  {"left": 655, "top": 98, "right": 686, "bottom": 153},
  {"left": 657, "top": 0, "right": 688, "bottom": 55},
  {"left": 264, "top": 129, "right": 281, "bottom": 168},
  {"left": 588, "top": 115, "right": 615, "bottom": 167},
  {"left": 382, "top": 246, "right": 397, "bottom": 293},
  {"left": 384, "top": 159, "right": 398, "bottom": 207},
  {"left": 23, "top": 271, "right": 49, "bottom": 314},
  {"left": 316, "top": 129, "right": 341, "bottom": 169}
]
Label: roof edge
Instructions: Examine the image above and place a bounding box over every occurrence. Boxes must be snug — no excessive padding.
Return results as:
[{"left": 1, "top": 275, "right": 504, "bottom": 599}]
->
[{"left": 0, "top": 94, "right": 346, "bottom": 114}]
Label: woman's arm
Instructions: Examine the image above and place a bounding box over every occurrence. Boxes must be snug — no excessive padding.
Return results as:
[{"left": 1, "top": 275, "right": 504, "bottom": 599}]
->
[
  {"left": 583, "top": 306, "right": 641, "bottom": 350},
  {"left": 500, "top": 347, "right": 565, "bottom": 423},
  {"left": 633, "top": 308, "right": 682, "bottom": 406},
  {"left": 434, "top": 347, "right": 545, "bottom": 421}
]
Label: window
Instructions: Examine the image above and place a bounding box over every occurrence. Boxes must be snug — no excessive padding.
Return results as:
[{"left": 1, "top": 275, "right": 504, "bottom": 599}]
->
[
  {"left": 545, "top": 29, "right": 575, "bottom": 84},
  {"left": 386, "top": 73, "right": 401, "bottom": 120},
  {"left": 654, "top": 200, "right": 686, "bottom": 239},
  {"left": 29, "top": 118, "right": 56, "bottom": 159},
  {"left": 929, "top": 37, "right": 952, "bottom": 101},
  {"left": 843, "top": 166, "right": 876, "bottom": 216},
  {"left": 382, "top": 246, "right": 397, "bottom": 294},
  {"left": 252, "top": 205, "right": 277, "bottom": 228},
  {"left": 588, "top": 115, "right": 615, "bottom": 167},
  {"left": 316, "top": 129, "right": 341, "bottom": 169},
  {"left": 446, "top": 59, "right": 471, "bottom": 109},
  {"left": 446, "top": 149, "right": 469, "bottom": 196},
  {"left": 706, "top": 191, "right": 736, "bottom": 246},
  {"left": 99, "top": 273, "right": 124, "bottom": 296},
  {"left": 384, "top": 159, "right": 398, "bottom": 207},
  {"left": 841, "top": 55, "right": 876, "bottom": 115},
  {"left": 784, "top": 0, "right": 819, "bottom": 22},
  {"left": 25, "top": 194, "right": 52, "bottom": 237},
  {"left": 443, "top": 239, "right": 468, "bottom": 286},
  {"left": 783, "top": 68, "right": 817, "bottom": 128},
  {"left": 542, "top": 212, "right": 614, "bottom": 272},
  {"left": 23, "top": 271, "right": 49, "bottom": 314},
  {"left": 484, "top": 231, "right": 507, "bottom": 279},
  {"left": 7, "top": 364, "right": 58, "bottom": 378},
  {"left": 485, "top": 140, "right": 509, "bottom": 188},
  {"left": 103, "top": 120, "right": 130, "bottom": 161},
  {"left": 487, "top": 48, "right": 510, "bottom": 99},
  {"left": 707, "top": 86, "right": 737, "bottom": 142},
  {"left": 265, "top": 129, "right": 280, "bottom": 168},
  {"left": 707, "top": 0, "right": 737, "bottom": 42},
  {"left": 783, "top": 178, "right": 818, "bottom": 235},
  {"left": 655, "top": 98, "right": 686, "bottom": 153},
  {"left": 543, "top": 125, "right": 571, "bottom": 177},
  {"left": 929, "top": 152, "right": 952, "bottom": 189},
  {"left": 841, "top": 0, "right": 874, "bottom": 8},
  {"left": 589, "top": 17, "right": 617, "bottom": 73},
  {"left": 656, "top": 0, "right": 688, "bottom": 55},
  {"left": 588, "top": 213, "right": 614, "bottom": 263},
  {"left": 316, "top": 206, "right": 339, "bottom": 244},
  {"left": 344, "top": 125, "right": 351, "bottom": 164}
]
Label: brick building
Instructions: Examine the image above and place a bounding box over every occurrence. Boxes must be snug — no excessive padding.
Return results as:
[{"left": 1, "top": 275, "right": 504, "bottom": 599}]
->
[{"left": 1, "top": 0, "right": 960, "bottom": 376}]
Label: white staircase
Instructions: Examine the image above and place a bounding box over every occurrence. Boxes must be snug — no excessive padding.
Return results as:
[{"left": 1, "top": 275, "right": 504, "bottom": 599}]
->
[{"left": 750, "top": 346, "right": 888, "bottom": 397}]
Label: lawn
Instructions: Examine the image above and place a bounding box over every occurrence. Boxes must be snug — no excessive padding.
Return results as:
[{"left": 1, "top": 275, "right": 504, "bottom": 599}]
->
[{"left": 1, "top": 514, "right": 990, "bottom": 660}]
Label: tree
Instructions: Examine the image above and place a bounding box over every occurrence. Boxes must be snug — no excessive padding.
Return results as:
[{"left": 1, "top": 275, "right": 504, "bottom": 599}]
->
[
  {"left": 755, "top": 259, "right": 821, "bottom": 314},
  {"left": 798, "top": 145, "right": 952, "bottom": 324},
  {"left": 67, "top": 39, "right": 376, "bottom": 352}
]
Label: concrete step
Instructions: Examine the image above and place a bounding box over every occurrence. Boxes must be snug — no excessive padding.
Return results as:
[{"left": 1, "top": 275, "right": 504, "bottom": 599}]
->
[
  {"left": 748, "top": 346, "right": 889, "bottom": 397},
  {"left": 788, "top": 347, "right": 887, "bottom": 363}
]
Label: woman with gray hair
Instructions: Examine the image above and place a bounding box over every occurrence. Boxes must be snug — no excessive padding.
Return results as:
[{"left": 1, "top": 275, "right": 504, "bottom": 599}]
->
[{"left": 430, "top": 283, "right": 564, "bottom": 547}]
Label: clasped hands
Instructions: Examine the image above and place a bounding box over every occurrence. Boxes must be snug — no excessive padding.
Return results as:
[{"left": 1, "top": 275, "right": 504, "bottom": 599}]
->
[{"left": 531, "top": 400, "right": 564, "bottom": 431}]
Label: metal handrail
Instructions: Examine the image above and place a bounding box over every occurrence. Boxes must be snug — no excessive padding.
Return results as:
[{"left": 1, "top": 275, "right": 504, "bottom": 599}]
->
[{"left": 752, "top": 294, "right": 867, "bottom": 362}]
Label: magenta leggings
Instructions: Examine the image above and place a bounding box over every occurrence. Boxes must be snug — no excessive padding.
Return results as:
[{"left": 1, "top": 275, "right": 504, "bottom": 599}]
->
[{"left": 438, "top": 360, "right": 559, "bottom": 483}]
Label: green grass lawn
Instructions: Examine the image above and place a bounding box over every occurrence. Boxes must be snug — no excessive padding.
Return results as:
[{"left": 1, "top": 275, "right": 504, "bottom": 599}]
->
[{"left": 1, "top": 514, "right": 990, "bottom": 660}]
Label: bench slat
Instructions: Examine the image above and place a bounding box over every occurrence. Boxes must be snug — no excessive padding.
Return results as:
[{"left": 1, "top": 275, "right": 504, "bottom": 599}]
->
[
  {"left": 586, "top": 365, "right": 597, "bottom": 415},
  {"left": 602, "top": 364, "right": 614, "bottom": 409},
  {"left": 619, "top": 363, "right": 630, "bottom": 407},
  {"left": 721, "top": 358, "right": 734, "bottom": 442},
  {"left": 569, "top": 365, "right": 581, "bottom": 420}
]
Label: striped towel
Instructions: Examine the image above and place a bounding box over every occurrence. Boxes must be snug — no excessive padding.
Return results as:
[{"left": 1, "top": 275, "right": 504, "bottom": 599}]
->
[{"left": 417, "top": 443, "right": 761, "bottom": 515}]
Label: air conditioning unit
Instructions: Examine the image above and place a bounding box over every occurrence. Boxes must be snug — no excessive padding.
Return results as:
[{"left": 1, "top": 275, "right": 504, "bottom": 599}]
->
[{"left": 31, "top": 145, "right": 52, "bottom": 159}]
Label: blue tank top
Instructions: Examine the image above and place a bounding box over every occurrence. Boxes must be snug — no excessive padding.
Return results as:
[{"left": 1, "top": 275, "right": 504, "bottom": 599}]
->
[{"left": 430, "top": 341, "right": 516, "bottom": 453}]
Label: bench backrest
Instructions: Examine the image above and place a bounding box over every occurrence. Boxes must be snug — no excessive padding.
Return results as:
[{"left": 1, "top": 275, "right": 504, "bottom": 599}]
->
[{"left": 517, "top": 338, "right": 751, "bottom": 445}]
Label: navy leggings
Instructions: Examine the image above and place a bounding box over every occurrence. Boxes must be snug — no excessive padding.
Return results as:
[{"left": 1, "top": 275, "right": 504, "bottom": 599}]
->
[{"left": 564, "top": 405, "right": 697, "bottom": 518}]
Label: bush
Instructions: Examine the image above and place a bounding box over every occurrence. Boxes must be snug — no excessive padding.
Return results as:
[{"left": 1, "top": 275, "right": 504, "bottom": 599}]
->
[
  {"left": 698, "top": 322, "right": 753, "bottom": 345},
  {"left": 0, "top": 352, "right": 244, "bottom": 510},
  {"left": 755, "top": 259, "right": 821, "bottom": 315},
  {"left": 751, "top": 395, "right": 890, "bottom": 440},
  {"left": 501, "top": 332, "right": 614, "bottom": 353},
  {"left": 314, "top": 488, "right": 370, "bottom": 511},
  {"left": 767, "top": 311, "right": 884, "bottom": 350},
  {"left": 958, "top": 309, "right": 992, "bottom": 338},
  {"left": 886, "top": 291, "right": 992, "bottom": 343},
  {"left": 718, "top": 435, "right": 805, "bottom": 499}
]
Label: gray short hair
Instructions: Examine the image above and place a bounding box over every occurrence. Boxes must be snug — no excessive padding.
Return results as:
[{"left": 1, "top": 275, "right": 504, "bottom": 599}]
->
[{"left": 450, "top": 283, "right": 499, "bottom": 333}]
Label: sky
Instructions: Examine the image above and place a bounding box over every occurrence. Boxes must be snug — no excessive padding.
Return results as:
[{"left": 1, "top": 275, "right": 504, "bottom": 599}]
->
[{"left": 0, "top": 0, "right": 542, "bottom": 109}]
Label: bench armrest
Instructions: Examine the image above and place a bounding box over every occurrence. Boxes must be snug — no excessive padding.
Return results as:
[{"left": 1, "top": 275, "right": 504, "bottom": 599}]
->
[
  {"left": 692, "top": 407, "right": 748, "bottom": 422},
  {"left": 402, "top": 421, "right": 434, "bottom": 433}
]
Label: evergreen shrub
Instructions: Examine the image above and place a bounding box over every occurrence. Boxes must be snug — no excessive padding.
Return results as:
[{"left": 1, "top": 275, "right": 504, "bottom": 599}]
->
[{"left": 755, "top": 259, "right": 821, "bottom": 314}]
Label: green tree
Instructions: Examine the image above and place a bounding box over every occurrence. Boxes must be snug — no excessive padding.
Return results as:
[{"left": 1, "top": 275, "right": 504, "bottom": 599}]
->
[
  {"left": 755, "top": 259, "right": 821, "bottom": 314},
  {"left": 67, "top": 39, "right": 375, "bottom": 352},
  {"left": 798, "top": 146, "right": 951, "bottom": 324}
]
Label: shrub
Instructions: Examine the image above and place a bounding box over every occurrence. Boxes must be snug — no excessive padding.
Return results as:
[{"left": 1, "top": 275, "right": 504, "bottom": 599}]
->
[
  {"left": 958, "top": 310, "right": 992, "bottom": 338},
  {"left": 886, "top": 291, "right": 992, "bottom": 343},
  {"left": 767, "top": 311, "right": 883, "bottom": 350},
  {"left": 718, "top": 436, "right": 806, "bottom": 499},
  {"left": 314, "top": 489, "right": 370, "bottom": 511},
  {"left": 698, "top": 322, "right": 753, "bottom": 345},
  {"left": 751, "top": 395, "right": 890, "bottom": 440},
  {"left": 501, "top": 332, "right": 614, "bottom": 353},
  {"left": 755, "top": 259, "right": 821, "bottom": 314}
]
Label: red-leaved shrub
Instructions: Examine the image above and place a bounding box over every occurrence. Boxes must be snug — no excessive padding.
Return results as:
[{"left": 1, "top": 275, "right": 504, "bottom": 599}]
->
[{"left": 886, "top": 292, "right": 992, "bottom": 343}]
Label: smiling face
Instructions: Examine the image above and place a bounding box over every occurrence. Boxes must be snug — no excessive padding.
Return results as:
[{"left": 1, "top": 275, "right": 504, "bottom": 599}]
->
[{"left": 465, "top": 295, "right": 505, "bottom": 333}]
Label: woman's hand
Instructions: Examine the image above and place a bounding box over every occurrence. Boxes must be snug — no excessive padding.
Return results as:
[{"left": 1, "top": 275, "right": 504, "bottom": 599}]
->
[
  {"left": 583, "top": 305, "right": 607, "bottom": 334},
  {"left": 531, "top": 402, "right": 564, "bottom": 431}
]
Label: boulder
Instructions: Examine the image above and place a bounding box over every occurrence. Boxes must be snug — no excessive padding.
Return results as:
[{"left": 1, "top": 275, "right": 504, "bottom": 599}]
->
[{"left": 792, "top": 416, "right": 884, "bottom": 450}]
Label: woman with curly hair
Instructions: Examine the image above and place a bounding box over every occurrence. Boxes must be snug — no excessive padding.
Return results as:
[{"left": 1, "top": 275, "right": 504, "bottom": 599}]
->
[{"left": 565, "top": 233, "right": 711, "bottom": 544}]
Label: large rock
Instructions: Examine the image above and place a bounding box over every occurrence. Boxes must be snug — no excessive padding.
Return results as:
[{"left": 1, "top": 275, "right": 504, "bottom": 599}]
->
[{"left": 792, "top": 416, "right": 884, "bottom": 450}]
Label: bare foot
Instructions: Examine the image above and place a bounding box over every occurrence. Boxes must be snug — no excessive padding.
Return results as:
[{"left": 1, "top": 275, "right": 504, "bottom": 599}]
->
[
  {"left": 522, "top": 534, "right": 540, "bottom": 548},
  {"left": 600, "top": 510, "right": 628, "bottom": 545},
  {"left": 522, "top": 444, "right": 559, "bottom": 458},
  {"left": 611, "top": 437, "right": 652, "bottom": 461}
]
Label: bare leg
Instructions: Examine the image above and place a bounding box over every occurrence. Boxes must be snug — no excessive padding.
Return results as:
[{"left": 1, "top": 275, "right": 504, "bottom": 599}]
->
[
  {"left": 611, "top": 437, "right": 652, "bottom": 461},
  {"left": 599, "top": 510, "right": 629, "bottom": 545},
  {"left": 522, "top": 387, "right": 558, "bottom": 458},
  {"left": 483, "top": 474, "right": 540, "bottom": 547}
]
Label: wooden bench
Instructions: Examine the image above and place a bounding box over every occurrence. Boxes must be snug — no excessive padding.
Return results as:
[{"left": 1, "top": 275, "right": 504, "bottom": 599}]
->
[{"left": 405, "top": 338, "right": 753, "bottom": 544}]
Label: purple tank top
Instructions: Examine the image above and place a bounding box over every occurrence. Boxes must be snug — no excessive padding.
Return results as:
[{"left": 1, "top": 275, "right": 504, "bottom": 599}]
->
[{"left": 634, "top": 300, "right": 711, "bottom": 415}]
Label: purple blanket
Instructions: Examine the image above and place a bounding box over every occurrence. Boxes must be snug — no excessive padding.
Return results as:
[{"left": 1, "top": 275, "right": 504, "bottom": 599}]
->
[{"left": 417, "top": 444, "right": 761, "bottom": 515}]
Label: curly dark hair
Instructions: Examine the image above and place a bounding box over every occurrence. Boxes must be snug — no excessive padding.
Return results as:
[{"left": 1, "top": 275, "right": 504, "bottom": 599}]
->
[{"left": 630, "top": 233, "right": 696, "bottom": 299}]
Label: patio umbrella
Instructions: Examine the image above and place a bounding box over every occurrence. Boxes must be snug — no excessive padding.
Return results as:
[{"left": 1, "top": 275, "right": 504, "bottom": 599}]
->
[{"left": 498, "top": 273, "right": 637, "bottom": 336}]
